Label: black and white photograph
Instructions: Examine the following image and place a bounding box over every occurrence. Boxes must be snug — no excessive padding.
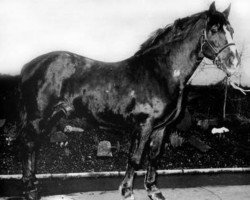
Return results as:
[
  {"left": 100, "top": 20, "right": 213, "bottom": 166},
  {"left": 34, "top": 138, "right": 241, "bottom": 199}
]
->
[{"left": 0, "top": 0, "right": 250, "bottom": 199}]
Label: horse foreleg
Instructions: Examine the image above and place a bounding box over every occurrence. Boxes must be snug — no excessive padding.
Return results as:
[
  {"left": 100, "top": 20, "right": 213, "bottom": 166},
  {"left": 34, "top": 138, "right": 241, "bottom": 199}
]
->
[
  {"left": 144, "top": 128, "right": 166, "bottom": 200},
  {"left": 119, "top": 134, "right": 139, "bottom": 200},
  {"left": 119, "top": 119, "right": 153, "bottom": 200},
  {"left": 131, "top": 118, "right": 153, "bottom": 166},
  {"left": 119, "top": 161, "right": 136, "bottom": 200}
]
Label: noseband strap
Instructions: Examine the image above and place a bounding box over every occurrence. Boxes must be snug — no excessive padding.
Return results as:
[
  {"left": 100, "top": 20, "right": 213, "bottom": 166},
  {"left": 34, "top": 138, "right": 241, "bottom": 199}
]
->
[{"left": 201, "top": 29, "right": 235, "bottom": 64}]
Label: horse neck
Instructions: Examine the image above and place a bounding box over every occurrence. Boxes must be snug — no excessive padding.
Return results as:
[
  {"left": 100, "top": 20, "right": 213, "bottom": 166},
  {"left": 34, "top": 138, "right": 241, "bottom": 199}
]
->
[
  {"left": 143, "top": 19, "right": 205, "bottom": 86},
  {"left": 177, "top": 24, "right": 205, "bottom": 84}
]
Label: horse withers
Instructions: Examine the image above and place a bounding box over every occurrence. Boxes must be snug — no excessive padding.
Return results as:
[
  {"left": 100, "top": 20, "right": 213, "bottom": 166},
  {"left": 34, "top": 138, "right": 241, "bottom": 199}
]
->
[{"left": 19, "top": 2, "right": 239, "bottom": 200}]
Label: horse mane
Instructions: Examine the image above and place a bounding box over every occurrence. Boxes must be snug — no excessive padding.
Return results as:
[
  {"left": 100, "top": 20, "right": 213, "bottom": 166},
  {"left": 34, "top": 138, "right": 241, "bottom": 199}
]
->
[{"left": 134, "top": 11, "right": 207, "bottom": 56}]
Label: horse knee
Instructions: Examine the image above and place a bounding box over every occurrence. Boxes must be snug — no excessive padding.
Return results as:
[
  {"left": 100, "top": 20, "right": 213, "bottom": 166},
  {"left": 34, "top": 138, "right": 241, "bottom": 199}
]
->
[
  {"left": 149, "top": 129, "right": 164, "bottom": 159},
  {"left": 21, "top": 121, "right": 40, "bottom": 149},
  {"left": 149, "top": 140, "right": 161, "bottom": 157},
  {"left": 130, "top": 137, "right": 149, "bottom": 166},
  {"left": 149, "top": 139, "right": 161, "bottom": 151},
  {"left": 130, "top": 152, "right": 142, "bottom": 166}
]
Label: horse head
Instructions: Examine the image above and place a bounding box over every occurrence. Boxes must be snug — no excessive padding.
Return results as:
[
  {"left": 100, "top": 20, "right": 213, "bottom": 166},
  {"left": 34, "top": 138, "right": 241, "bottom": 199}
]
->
[{"left": 201, "top": 2, "right": 239, "bottom": 76}]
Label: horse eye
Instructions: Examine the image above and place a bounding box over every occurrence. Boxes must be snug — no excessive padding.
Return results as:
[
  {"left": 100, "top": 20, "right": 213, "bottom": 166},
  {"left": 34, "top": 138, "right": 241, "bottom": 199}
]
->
[{"left": 210, "top": 26, "right": 218, "bottom": 34}]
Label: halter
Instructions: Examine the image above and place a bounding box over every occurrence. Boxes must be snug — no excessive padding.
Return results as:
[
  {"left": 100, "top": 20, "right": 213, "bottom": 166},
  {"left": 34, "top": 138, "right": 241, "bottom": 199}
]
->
[
  {"left": 200, "top": 29, "right": 235, "bottom": 75},
  {"left": 153, "top": 27, "right": 237, "bottom": 131}
]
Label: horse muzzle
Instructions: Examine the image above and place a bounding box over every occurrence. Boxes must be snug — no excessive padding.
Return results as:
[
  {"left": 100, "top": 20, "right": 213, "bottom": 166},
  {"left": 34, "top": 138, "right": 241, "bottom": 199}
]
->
[{"left": 214, "top": 53, "right": 239, "bottom": 77}]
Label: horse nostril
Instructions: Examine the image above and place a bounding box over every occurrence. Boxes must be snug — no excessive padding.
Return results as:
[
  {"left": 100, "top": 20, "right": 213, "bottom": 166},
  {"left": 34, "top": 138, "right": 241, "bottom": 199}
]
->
[
  {"left": 229, "top": 56, "right": 234, "bottom": 65},
  {"left": 226, "top": 54, "right": 235, "bottom": 67}
]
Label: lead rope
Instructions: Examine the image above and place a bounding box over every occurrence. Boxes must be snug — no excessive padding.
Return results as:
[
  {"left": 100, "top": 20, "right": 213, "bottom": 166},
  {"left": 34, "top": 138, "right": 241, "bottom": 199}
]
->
[
  {"left": 152, "top": 41, "right": 202, "bottom": 131},
  {"left": 152, "top": 88, "right": 184, "bottom": 131}
]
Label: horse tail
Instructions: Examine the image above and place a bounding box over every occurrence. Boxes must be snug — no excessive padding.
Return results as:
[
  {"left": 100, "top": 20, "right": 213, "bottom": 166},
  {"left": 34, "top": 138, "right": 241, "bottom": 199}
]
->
[{"left": 16, "top": 75, "right": 28, "bottom": 139}]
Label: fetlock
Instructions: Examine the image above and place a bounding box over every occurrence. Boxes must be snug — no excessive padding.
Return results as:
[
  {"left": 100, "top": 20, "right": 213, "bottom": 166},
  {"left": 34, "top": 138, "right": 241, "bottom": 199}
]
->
[
  {"left": 23, "top": 177, "right": 39, "bottom": 200},
  {"left": 23, "top": 188, "right": 39, "bottom": 200},
  {"left": 146, "top": 185, "right": 165, "bottom": 200},
  {"left": 119, "top": 184, "right": 135, "bottom": 200}
]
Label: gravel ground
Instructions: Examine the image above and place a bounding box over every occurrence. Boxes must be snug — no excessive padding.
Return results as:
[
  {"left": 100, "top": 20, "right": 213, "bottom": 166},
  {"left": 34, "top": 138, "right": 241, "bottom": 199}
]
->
[{"left": 0, "top": 116, "right": 249, "bottom": 174}]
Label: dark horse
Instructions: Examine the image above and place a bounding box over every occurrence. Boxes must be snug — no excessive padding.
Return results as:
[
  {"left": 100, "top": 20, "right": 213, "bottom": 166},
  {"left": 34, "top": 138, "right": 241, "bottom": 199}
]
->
[{"left": 19, "top": 2, "right": 239, "bottom": 200}]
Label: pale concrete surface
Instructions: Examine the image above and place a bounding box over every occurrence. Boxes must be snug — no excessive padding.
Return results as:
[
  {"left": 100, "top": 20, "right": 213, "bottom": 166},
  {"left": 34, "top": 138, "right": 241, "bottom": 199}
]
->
[
  {"left": 1, "top": 185, "right": 250, "bottom": 200},
  {"left": 24, "top": 185, "right": 250, "bottom": 200}
]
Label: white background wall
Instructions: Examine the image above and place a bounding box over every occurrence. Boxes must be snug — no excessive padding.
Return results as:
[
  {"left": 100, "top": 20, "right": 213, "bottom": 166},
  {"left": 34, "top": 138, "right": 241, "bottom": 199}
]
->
[{"left": 0, "top": 0, "right": 249, "bottom": 85}]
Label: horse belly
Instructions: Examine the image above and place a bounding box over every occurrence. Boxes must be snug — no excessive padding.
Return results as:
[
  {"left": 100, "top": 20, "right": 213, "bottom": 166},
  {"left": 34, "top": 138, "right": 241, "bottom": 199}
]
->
[{"left": 75, "top": 88, "right": 136, "bottom": 129}]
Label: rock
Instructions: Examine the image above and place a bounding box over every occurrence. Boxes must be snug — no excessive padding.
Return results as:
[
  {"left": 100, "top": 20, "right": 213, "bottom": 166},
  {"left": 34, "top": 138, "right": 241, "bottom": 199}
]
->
[
  {"left": 197, "top": 119, "right": 209, "bottom": 130},
  {"left": 4, "top": 122, "right": 18, "bottom": 145},
  {"left": 64, "top": 148, "right": 71, "bottom": 156},
  {"left": 211, "top": 127, "right": 229, "bottom": 134},
  {"left": 169, "top": 131, "right": 185, "bottom": 148},
  {"left": 211, "top": 127, "right": 229, "bottom": 138},
  {"left": 97, "top": 140, "right": 113, "bottom": 157},
  {"left": 64, "top": 125, "right": 84, "bottom": 133},
  {"left": 50, "top": 131, "right": 68, "bottom": 143},
  {"left": 197, "top": 118, "right": 218, "bottom": 130}
]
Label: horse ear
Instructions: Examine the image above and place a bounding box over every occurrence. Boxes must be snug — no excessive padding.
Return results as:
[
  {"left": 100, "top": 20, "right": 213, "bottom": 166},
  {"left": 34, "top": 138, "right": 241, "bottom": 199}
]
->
[
  {"left": 223, "top": 4, "right": 231, "bottom": 19},
  {"left": 209, "top": 1, "right": 216, "bottom": 14}
]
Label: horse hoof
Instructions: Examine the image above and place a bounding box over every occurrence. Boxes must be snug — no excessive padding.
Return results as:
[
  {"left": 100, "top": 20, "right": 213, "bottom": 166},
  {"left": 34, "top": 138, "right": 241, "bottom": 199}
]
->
[
  {"left": 148, "top": 192, "right": 165, "bottom": 200},
  {"left": 119, "top": 185, "right": 135, "bottom": 200},
  {"left": 123, "top": 194, "right": 135, "bottom": 200}
]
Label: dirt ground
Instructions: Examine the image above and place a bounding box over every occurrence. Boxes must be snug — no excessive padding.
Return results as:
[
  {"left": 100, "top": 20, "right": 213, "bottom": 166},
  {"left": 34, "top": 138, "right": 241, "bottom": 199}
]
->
[
  {"left": 0, "top": 115, "right": 249, "bottom": 174},
  {"left": 0, "top": 76, "right": 249, "bottom": 174}
]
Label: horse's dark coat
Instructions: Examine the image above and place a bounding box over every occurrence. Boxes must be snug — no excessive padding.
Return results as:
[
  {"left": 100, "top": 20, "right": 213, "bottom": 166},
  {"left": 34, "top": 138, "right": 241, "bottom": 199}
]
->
[
  {"left": 19, "top": 3, "right": 238, "bottom": 200},
  {"left": 21, "top": 52, "right": 169, "bottom": 130}
]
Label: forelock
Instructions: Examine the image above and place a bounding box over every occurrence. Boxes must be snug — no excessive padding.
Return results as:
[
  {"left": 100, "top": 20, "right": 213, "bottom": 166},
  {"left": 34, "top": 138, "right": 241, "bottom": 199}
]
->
[{"left": 207, "top": 11, "right": 228, "bottom": 27}]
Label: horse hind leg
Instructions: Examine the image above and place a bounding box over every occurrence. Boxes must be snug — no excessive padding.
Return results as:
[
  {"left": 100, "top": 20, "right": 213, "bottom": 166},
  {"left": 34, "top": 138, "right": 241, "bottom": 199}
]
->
[
  {"left": 21, "top": 100, "right": 74, "bottom": 200},
  {"left": 144, "top": 128, "right": 166, "bottom": 200},
  {"left": 21, "top": 119, "right": 41, "bottom": 200}
]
